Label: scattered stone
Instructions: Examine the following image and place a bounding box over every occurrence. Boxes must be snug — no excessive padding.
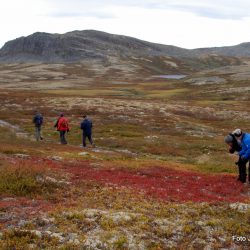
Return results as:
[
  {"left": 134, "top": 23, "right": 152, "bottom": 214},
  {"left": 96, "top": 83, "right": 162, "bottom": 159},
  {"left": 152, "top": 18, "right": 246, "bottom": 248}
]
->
[
  {"left": 51, "top": 232, "right": 65, "bottom": 243},
  {"left": 13, "top": 153, "right": 30, "bottom": 159},
  {"left": 29, "top": 230, "right": 42, "bottom": 238},
  {"left": 36, "top": 216, "right": 55, "bottom": 226},
  {"left": 44, "top": 230, "right": 52, "bottom": 236},
  {"left": 2, "top": 197, "right": 16, "bottom": 202},
  {"left": 144, "top": 135, "right": 159, "bottom": 142},
  {"left": 90, "top": 162, "right": 102, "bottom": 168},
  {"left": 18, "top": 220, "right": 29, "bottom": 227},
  {"left": 0, "top": 215, "right": 12, "bottom": 223},
  {"left": 78, "top": 152, "right": 89, "bottom": 156},
  {"left": 229, "top": 203, "right": 250, "bottom": 212},
  {"left": 106, "top": 212, "right": 132, "bottom": 224},
  {"left": 69, "top": 238, "right": 80, "bottom": 245},
  {"left": 115, "top": 149, "right": 136, "bottom": 156},
  {"left": 91, "top": 148, "right": 114, "bottom": 154},
  {"left": 84, "top": 209, "right": 105, "bottom": 218},
  {"left": 45, "top": 176, "right": 58, "bottom": 183},
  {"left": 50, "top": 156, "right": 63, "bottom": 161},
  {"left": 83, "top": 235, "right": 105, "bottom": 250}
]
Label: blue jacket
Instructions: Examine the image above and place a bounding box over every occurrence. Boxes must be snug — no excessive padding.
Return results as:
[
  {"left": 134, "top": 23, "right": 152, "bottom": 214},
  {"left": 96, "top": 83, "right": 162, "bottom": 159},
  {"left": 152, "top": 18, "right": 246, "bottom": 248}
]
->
[
  {"left": 33, "top": 113, "right": 43, "bottom": 127},
  {"left": 80, "top": 118, "right": 92, "bottom": 135},
  {"left": 239, "top": 133, "right": 250, "bottom": 160}
]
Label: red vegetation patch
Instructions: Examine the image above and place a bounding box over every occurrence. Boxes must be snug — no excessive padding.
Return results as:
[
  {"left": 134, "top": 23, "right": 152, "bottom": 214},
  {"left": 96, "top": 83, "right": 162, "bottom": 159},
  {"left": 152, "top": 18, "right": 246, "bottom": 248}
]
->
[
  {"left": 4, "top": 156, "right": 248, "bottom": 203},
  {"left": 54, "top": 161, "right": 248, "bottom": 203}
]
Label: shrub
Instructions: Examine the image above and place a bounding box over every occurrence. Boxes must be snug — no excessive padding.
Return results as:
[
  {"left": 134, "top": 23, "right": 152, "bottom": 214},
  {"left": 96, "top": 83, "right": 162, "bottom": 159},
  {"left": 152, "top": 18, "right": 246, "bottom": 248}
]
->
[{"left": 0, "top": 162, "right": 57, "bottom": 197}]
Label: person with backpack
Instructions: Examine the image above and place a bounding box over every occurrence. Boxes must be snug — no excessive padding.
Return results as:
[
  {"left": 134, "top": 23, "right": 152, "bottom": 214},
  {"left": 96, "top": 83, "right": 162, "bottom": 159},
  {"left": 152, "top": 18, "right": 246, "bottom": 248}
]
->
[
  {"left": 80, "top": 115, "right": 94, "bottom": 148},
  {"left": 33, "top": 111, "right": 43, "bottom": 141},
  {"left": 233, "top": 129, "right": 250, "bottom": 184},
  {"left": 54, "top": 113, "right": 70, "bottom": 144}
]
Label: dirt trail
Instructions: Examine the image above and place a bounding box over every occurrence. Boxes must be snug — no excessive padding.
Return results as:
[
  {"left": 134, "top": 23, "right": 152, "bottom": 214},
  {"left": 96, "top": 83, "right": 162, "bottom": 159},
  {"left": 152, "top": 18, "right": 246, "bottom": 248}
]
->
[{"left": 0, "top": 119, "right": 33, "bottom": 140}]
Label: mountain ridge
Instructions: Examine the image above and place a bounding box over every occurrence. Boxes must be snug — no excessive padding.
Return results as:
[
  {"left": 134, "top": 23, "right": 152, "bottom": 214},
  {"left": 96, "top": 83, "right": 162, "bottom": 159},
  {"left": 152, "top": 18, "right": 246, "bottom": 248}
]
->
[{"left": 0, "top": 30, "right": 249, "bottom": 63}]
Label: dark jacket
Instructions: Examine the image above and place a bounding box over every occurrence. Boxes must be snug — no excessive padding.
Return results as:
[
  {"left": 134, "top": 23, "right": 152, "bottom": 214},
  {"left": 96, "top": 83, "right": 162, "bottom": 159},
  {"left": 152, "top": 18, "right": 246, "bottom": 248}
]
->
[
  {"left": 33, "top": 113, "right": 43, "bottom": 127},
  {"left": 229, "top": 133, "right": 242, "bottom": 154},
  {"left": 80, "top": 118, "right": 93, "bottom": 135}
]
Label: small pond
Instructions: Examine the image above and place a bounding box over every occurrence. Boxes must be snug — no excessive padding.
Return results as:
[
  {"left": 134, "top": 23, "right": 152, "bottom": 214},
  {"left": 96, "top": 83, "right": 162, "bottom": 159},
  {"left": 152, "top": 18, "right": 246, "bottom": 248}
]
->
[{"left": 152, "top": 74, "right": 187, "bottom": 79}]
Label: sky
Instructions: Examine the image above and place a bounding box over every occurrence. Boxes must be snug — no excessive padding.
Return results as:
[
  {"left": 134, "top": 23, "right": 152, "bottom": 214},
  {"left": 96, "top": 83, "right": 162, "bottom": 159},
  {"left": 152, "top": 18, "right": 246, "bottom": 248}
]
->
[{"left": 1, "top": 0, "right": 250, "bottom": 49}]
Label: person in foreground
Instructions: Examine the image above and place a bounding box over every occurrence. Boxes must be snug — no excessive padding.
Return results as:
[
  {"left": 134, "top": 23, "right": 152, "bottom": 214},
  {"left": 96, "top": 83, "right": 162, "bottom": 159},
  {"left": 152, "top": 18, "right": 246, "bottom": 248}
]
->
[
  {"left": 80, "top": 115, "right": 94, "bottom": 147},
  {"left": 33, "top": 111, "right": 43, "bottom": 141},
  {"left": 234, "top": 129, "right": 250, "bottom": 184},
  {"left": 225, "top": 129, "right": 250, "bottom": 184},
  {"left": 54, "top": 113, "right": 70, "bottom": 144}
]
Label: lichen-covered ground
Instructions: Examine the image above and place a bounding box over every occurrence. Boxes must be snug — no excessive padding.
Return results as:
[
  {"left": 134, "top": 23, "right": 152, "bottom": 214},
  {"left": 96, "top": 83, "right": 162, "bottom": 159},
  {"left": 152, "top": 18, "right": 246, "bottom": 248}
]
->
[{"left": 0, "top": 63, "right": 250, "bottom": 249}]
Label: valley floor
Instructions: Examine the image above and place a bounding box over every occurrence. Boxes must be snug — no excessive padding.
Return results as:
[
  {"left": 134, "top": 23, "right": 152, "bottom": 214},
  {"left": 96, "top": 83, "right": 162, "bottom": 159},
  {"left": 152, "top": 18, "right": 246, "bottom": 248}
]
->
[{"left": 0, "top": 63, "right": 250, "bottom": 249}]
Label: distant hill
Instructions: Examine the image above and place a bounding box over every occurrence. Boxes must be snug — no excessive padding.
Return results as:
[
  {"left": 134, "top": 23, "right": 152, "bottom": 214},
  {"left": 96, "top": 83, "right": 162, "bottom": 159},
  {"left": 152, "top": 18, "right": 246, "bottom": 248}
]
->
[
  {"left": 193, "top": 42, "right": 250, "bottom": 57},
  {"left": 0, "top": 30, "right": 247, "bottom": 73},
  {"left": 0, "top": 30, "right": 192, "bottom": 63}
]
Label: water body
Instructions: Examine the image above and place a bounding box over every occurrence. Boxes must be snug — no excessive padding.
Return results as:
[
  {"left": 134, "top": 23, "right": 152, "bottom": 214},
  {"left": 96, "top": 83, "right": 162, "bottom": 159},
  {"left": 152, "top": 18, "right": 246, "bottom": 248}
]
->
[{"left": 152, "top": 74, "right": 187, "bottom": 79}]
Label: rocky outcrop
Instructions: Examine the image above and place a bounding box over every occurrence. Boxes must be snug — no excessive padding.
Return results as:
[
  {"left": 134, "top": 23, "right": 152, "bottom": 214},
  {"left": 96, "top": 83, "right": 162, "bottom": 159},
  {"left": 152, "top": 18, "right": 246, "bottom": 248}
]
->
[{"left": 0, "top": 30, "right": 190, "bottom": 63}]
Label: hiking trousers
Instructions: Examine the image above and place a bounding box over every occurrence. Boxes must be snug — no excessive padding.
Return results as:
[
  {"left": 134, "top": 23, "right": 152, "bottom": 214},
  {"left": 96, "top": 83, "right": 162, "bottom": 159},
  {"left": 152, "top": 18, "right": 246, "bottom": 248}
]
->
[
  {"left": 35, "top": 126, "right": 42, "bottom": 141},
  {"left": 83, "top": 133, "right": 93, "bottom": 147},
  {"left": 238, "top": 161, "right": 250, "bottom": 183},
  {"left": 60, "top": 131, "right": 67, "bottom": 144}
]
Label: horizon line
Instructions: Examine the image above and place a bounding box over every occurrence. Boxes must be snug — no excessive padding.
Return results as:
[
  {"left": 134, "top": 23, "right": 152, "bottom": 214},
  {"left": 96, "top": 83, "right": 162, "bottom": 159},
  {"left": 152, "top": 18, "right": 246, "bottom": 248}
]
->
[{"left": 0, "top": 29, "right": 249, "bottom": 51}]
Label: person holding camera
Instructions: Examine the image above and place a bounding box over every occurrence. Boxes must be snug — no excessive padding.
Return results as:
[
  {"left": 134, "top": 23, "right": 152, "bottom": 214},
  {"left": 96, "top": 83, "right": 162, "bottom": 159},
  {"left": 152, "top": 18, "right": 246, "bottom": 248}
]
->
[{"left": 225, "top": 129, "right": 250, "bottom": 184}]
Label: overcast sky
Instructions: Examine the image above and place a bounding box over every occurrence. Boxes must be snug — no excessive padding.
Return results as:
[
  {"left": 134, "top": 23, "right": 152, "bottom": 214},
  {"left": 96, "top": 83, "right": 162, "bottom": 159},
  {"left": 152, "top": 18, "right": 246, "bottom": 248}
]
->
[{"left": 1, "top": 0, "right": 250, "bottom": 49}]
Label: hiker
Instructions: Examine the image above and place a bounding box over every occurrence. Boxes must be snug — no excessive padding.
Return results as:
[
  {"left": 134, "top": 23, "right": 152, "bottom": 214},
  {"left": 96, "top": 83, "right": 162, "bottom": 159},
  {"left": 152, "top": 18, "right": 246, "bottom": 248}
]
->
[
  {"left": 224, "top": 130, "right": 242, "bottom": 181},
  {"left": 33, "top": 111, "right": 43, "bottom": 141},
  {"left": 233, "top": 129, "right": 250, "bottom": 184},
  {"left": 54, "top": 113, "right": 70, "bottom": 144},
  {"left": 80, "top": 115, "right": 94, "bottom": 147}
]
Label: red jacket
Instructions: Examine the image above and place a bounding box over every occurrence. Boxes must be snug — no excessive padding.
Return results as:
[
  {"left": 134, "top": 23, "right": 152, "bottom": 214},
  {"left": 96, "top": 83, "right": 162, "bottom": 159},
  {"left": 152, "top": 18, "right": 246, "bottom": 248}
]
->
[{"left": 56, "top": 117, "right": 69, "bottom": 131}]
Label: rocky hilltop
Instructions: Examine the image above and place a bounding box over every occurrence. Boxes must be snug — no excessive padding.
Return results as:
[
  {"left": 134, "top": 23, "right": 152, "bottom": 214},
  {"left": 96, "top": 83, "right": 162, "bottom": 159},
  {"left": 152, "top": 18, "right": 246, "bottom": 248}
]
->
[
  {"left": 0, "top": 30, "right": 191, "bottom": 62},
  {"left": 0, "top": 30, "right": 248, "bottom": 66}
]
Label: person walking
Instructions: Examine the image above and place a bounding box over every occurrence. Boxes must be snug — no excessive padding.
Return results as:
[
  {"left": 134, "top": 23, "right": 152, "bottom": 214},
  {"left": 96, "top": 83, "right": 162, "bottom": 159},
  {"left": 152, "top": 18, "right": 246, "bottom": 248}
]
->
[
  {"left": 80, "top": 115, "right": 94, "bottom": 147},
  {"left": 54, "top": 113, "right": 70, "bottom": 144},
  {"left": 33, "top": 111, "right": 43, "bottom": 141}
]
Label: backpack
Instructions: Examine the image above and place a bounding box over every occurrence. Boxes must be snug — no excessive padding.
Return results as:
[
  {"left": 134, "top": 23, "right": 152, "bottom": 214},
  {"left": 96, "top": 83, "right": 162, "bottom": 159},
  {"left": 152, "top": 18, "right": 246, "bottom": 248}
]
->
[
  {"left": 35, "top": 115, "right": 43, "bottom": 126},
  {"left": 61, "top": 119, "right": 68, "bottom": 129}
]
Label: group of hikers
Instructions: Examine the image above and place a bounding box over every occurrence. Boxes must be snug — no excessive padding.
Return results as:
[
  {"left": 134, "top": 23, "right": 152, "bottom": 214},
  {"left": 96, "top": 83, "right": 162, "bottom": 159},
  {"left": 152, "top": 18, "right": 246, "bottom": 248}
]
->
[
  {"left": 33, "top": 110, "right": 250, "bottom": 184},
  {"left": 225, "top": 129, "right": 250, "bottom": 184},
  {"left": 33, "top": 111, "right": 94, "bottom": 147}
]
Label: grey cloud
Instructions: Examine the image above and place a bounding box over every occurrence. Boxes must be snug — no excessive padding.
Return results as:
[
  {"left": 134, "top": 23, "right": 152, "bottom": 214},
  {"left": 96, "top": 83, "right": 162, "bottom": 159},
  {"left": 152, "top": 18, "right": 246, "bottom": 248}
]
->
[
  {"left": 140, "top": 0, "right": 250, "bottom": 19},
  {"left": 43, "top": 0, "right": 116, "bottom": 19},
  {"left": 49, "top": 10, "right": 116, "bottom": 19},
  {"left": 43, "top": 0, "right": 250, "bottom": 20},
  {"left": 165, "top": 1, "right": 250, "bottom": 20}
]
